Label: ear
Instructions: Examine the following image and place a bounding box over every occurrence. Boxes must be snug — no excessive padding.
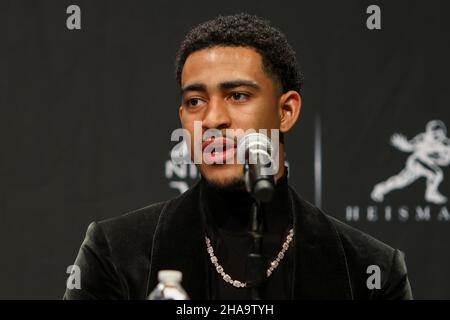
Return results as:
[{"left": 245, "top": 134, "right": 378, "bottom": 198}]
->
[
  {"left": 279, "top": 91, "right": 302, "bottom": 133},
  {"left": 179, "top": 105, "right": 183, "bottom": 121}
]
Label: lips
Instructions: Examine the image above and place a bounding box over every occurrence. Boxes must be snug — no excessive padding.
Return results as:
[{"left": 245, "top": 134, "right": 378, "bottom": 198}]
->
[{"left": 202, "top": 137, "right": 236, "bottom": 164}]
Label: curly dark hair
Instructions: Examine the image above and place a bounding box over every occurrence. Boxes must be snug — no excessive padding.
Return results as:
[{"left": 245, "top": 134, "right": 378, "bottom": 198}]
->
[{"left": 175, "top": 13, "right": 302, "bottom": 94}]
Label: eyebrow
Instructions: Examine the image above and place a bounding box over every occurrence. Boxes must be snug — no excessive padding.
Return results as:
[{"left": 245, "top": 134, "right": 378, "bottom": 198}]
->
[
  {"left": 180, "top": 83, "right": 207, "bottom": 95},
  {"left": 219, "top": 80, "right": 260, "bottom": 91},
  {"left": 180, "top": 80, "right": 260, "bottom": 95}
]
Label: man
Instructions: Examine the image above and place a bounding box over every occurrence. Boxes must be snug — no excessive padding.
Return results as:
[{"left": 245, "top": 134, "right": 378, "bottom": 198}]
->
[{"left": 64, "top": 13, "right": 413, "bottom": 300}]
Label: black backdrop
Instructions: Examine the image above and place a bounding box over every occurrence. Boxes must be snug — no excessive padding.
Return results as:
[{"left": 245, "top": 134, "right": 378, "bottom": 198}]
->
[{"left": 1, "top": 0, "right": 449, "bottom": 299}]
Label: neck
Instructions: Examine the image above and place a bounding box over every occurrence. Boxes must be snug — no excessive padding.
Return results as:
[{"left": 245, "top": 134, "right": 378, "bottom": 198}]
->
[{"left": 200, "top": 169, "right": 292, "bottom": 237}]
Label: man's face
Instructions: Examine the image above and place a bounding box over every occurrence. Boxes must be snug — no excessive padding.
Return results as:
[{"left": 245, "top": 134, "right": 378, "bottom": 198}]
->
[{"left": 179, "top": 46, "right": 282, "bottom": 188}]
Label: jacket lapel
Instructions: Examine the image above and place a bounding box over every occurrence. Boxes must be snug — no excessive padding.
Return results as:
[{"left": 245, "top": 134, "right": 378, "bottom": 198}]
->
[
  {"left": 289, "top": 187, "right": 353, "bottom": 299},
  {"left": 147, "top": 181, "right": 210, "bottom": 299}
]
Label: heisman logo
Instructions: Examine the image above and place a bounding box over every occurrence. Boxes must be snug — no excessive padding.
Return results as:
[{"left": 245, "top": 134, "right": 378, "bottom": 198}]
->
[{"left": 371, "top": 120, "right": 450, "bottom": 204}]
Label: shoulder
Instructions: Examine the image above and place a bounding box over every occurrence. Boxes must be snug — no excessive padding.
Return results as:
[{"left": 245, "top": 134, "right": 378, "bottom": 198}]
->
[
  {"left": 91, "top": 196, "right": 183, "bottom": 253},
  {"left": 67, "top": 190, "right": 195, "bottom": 300},
  {"left": 327, "top": 214, "right": 395, "bottom": 264},
  {"left": 96, "top": 200, "right": 168, "bottom": 241},
  {"left": 77, "top": 200, "right": 171, "bottom": 281},
  {"left": 292, "top": 191, "right": 411, "bottom": 299},
  {"left": 325, "top": 213, "right": 411, "bottom": 299},
  {"left": 89, "top": 181, "right": 200, "bottom": 256},
  {"left": 293, "top": 192, "right": 396, "bottom": 266}
]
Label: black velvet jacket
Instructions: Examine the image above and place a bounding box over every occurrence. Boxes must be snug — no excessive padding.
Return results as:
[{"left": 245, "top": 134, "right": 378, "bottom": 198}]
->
[{"left": 63, "top": 180, "right": 413, "bottom": 300}]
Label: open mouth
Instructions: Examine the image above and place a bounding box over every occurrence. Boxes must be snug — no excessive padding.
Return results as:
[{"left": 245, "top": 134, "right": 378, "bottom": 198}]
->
[{"left": 202, "top": 137, "right": 236, "bottom": 164}]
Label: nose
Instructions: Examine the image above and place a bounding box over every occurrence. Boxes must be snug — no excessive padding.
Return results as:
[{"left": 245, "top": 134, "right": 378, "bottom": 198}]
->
[{"left": 202, "top": 96, "right": 232, "bottom": 131}]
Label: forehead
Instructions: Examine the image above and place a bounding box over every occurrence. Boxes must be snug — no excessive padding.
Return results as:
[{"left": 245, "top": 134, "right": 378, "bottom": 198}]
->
[{"left": 181, "top": 46, "right": 269, "bottom": 87}]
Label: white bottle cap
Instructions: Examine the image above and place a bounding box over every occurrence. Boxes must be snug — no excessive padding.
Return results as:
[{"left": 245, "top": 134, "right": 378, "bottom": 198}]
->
[{"left": 158, "top": 270, "right": 182, "bottom": 284}]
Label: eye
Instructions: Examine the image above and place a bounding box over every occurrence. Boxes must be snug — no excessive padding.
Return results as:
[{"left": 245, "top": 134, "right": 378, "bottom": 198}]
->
[
  {"left": 229, "top": 92, "right": 250, "bottom": 102},
  {"left": 185, "top": 98, "right": 205, "bottom": 108}
]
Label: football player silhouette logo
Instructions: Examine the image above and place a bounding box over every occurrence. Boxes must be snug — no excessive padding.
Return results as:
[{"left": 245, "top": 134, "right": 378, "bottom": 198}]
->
[{"left": 371, "top": 120, "right": 450, "bottom": 204}]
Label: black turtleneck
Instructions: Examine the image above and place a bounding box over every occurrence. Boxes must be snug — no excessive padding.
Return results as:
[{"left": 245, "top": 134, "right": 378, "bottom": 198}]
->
[{"left": 199, "top": 170, "right": 294, "bottom": 300}]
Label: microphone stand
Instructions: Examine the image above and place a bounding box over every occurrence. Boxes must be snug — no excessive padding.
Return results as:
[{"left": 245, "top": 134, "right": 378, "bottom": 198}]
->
[
  {"left": 244, "top": 162, "right": 274, "bottom": 300},
  {"left": 247, "top": 198, "right": 265, "bottom": 300}
]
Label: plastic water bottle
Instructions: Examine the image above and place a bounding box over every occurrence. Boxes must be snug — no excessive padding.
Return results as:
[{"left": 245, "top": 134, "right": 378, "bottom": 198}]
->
[{"left": 148, "top": 270, "right": 189, "bottom": 300}]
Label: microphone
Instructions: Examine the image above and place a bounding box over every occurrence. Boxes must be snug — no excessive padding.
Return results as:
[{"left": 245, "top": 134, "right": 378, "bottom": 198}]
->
[{"left": 237, "top": 133, "right": 278, "bottom": 202}]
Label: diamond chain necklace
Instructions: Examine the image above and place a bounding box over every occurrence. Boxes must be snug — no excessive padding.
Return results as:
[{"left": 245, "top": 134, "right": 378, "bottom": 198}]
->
[{"left": 205, "top": 228, "right": 294, "bottom": 288}]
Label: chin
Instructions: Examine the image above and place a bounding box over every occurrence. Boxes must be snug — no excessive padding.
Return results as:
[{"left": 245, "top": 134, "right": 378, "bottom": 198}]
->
[{"left": 199, "top": 163, "right": 246, "bottom": 190}]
